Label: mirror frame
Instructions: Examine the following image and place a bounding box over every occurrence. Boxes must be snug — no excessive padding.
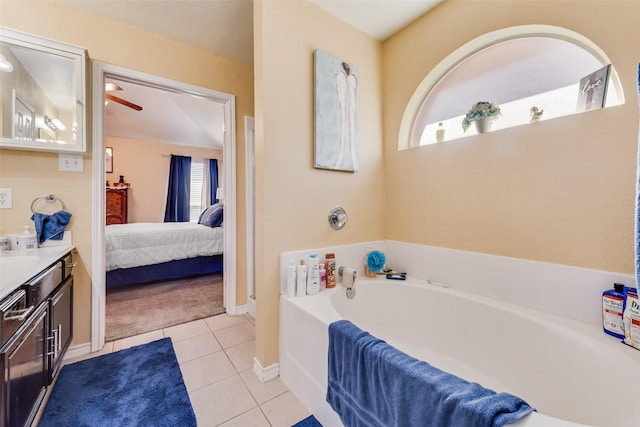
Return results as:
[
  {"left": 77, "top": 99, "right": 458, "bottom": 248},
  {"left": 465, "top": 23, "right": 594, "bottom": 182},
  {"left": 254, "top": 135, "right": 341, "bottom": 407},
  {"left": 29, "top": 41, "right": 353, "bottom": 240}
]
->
[{"left": 0, "top": 27, "right": 86, "bottom": 153}]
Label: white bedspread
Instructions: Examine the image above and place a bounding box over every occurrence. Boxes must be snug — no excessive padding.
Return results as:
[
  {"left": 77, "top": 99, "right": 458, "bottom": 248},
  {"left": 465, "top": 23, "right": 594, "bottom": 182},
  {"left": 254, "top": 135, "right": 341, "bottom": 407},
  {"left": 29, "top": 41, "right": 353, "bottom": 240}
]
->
[{"left": 105, "top": 222, "right": 224, "bottom": 271}]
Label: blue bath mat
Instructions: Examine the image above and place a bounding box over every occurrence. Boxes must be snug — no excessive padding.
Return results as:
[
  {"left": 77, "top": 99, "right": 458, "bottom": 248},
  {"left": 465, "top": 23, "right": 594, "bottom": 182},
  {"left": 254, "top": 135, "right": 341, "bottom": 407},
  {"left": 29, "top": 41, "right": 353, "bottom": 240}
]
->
[
  {"left": 39, "top": 338, "right": 196, "bottom": 427},
  {"left": 292, "top": 415, "right": 322, "bottom": 427}
]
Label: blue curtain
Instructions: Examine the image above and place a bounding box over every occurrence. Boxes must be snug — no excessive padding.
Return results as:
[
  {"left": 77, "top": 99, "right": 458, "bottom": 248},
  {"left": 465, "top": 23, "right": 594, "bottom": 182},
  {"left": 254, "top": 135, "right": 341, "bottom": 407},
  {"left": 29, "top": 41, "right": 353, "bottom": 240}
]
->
[
  {"left": 164, "top": 155, "right": 192, "bottom": 222},
  {"left": 209, "top": 159, "right": 219, "bottom": 204}
]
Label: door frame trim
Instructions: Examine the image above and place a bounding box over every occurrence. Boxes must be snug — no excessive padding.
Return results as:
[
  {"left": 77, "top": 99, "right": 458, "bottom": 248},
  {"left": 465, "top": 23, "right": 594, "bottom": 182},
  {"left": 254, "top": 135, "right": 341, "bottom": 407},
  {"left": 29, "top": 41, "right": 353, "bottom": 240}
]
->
[{"left": 91, "top": 61, "right": 237, "bottom": 351}]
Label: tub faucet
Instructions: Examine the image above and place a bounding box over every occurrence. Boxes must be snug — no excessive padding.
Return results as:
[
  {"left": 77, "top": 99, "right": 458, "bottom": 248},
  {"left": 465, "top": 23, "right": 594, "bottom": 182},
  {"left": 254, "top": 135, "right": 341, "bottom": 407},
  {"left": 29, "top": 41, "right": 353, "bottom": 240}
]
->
[{"left": 338, "top": 266, "right": 357, "bottom": 299}]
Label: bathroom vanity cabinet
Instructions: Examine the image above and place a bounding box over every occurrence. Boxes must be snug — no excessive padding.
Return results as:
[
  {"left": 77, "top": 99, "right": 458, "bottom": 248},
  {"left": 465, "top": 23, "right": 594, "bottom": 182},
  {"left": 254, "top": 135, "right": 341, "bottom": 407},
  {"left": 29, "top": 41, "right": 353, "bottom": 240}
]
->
[{"left": 0, "top": 248, "right": 74, "bottom": 427}]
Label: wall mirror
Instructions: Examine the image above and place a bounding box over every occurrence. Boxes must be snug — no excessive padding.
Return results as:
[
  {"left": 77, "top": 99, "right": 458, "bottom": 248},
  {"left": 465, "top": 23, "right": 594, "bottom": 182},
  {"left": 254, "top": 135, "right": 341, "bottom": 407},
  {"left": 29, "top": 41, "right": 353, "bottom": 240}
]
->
[{"left": 0, "top": 27, "right": 86, "bottom": 153}]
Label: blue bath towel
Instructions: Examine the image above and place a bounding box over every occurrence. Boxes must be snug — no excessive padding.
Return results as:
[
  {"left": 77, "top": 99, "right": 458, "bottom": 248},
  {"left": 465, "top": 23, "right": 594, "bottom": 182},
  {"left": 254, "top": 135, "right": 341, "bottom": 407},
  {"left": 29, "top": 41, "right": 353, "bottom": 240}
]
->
[
  {"left": 31, "top": 210, "right": 72, "bottom": 244},
  {"left": 326, "top": 320, "right": 534, "bottom": 427}
]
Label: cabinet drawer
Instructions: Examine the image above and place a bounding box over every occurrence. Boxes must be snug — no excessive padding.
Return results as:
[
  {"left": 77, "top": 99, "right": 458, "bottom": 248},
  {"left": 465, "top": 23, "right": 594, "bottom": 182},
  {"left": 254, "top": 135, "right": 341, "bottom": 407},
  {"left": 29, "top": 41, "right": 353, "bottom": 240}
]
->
[
  {"left": 23, "top": 263, "right": 62, "bottom": 308},
  {"left": 62, "top": 252, "right": 74, "bottom": 280}
]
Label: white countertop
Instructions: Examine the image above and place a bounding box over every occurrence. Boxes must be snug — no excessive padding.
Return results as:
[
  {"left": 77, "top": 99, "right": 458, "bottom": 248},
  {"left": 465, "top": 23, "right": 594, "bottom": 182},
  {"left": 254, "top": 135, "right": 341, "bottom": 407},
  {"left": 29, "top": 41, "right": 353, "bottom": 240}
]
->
[{"left": 0, "top": 245, "right": 74, "bottom": 301}]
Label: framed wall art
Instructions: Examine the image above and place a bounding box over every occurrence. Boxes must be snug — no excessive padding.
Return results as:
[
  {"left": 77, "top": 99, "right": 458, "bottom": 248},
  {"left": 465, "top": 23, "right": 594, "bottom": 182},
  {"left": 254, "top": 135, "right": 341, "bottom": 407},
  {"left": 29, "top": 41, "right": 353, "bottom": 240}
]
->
[
  {"left": 105, "top": 147, "right": 113, "bottom": 173},
  {"left": 314, "top": 50, "right": 359, "bottom": 172},
  {"left": 577, "top": 64, "right": 611, "bottom": 112}
]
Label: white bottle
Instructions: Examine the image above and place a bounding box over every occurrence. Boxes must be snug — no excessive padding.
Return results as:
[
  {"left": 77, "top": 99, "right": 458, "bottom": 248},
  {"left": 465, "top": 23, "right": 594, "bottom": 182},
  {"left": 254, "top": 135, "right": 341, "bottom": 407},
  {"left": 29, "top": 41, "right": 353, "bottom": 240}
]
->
[
  {"left": 307, "top": 254, "right": 320, "bottom": 295},
  {"left": 16, "top": 226, "right": 37, "bottom": 252},
  {"left": 296, "top": 260, "right": 307, "bottom": 297},
  {"left": 286, "top": 259, "right": 297, "bottom": 298}
]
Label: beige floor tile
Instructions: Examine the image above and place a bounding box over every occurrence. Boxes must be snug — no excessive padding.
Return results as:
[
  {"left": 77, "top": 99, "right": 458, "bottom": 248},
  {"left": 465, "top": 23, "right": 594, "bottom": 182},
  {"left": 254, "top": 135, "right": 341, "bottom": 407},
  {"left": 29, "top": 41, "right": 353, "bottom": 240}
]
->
[
  {"left": 164, "top": 318, "right": 211, "bottom": 343},
  {"left": 214, "top": 322, "right": 255, "bottom": 349},
  {"left": 112, "top": 329, "right": 165, "bottom": 352},
  {"left": 261, "top": 391, "right": 311, "bottom": 427},
  {"left": 205, "top": 313, "right": 249, "bottom": 332},
  {"left": 180, "top": 351, "right": 236, "bottom": 392},
  {"left": 240, "top": 369, "right": 288, "bottom": 405},
  {"left": 225, "top": 340, "right": 255, "bottom": 372},
  {"left": 173, "top": 333, "right": 221, "bottom": 364},
  {"left": 189, "top": 375, "right": 257, "bottom": 426},
  {"left": 218, "top": 407, "right": 271, "bottom": 427},
  {"left": 243, "top": 313, "right": 256, "bottom": 325}
]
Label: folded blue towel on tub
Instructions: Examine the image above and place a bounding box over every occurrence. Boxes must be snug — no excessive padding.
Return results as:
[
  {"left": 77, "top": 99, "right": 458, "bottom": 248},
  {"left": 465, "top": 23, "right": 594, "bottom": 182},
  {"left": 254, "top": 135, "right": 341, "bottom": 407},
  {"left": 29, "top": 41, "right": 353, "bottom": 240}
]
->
[{"left": 326, "top": 320, "right": 534, "bottom": 427}]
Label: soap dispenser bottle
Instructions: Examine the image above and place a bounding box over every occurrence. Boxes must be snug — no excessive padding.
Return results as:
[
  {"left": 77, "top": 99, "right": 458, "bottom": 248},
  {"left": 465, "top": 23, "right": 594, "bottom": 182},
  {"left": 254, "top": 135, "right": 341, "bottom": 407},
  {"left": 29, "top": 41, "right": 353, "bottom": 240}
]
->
[{"left": 16, "top": 225, "right": 37, "bottom": 252}]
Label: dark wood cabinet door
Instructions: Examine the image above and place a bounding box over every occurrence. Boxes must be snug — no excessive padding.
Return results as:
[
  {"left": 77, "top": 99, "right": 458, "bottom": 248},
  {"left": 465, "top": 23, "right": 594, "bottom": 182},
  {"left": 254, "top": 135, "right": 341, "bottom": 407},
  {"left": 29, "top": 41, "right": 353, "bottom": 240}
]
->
[{"left": 106, "top": 188, "right": 128, "bottom": 224}]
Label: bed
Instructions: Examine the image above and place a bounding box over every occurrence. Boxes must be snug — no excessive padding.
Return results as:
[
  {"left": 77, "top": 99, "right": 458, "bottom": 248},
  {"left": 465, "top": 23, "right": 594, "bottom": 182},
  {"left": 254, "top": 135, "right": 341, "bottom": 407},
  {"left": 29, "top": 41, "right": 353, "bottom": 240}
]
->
[{"left": 105, "top": 222, "right": 224, "bottom": 287}]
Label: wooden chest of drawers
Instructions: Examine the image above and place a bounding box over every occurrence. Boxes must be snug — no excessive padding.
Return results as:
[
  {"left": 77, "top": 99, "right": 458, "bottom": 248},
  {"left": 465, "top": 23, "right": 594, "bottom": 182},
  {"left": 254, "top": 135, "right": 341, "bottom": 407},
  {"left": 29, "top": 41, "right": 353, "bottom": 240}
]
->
[{"left": 106, "top": 188, "right": 128, "bottom": 225}]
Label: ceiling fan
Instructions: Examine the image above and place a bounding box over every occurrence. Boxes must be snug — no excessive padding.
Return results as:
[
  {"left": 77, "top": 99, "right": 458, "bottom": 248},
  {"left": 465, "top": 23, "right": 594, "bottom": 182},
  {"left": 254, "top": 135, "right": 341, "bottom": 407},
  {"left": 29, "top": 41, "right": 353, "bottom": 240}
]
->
[{"left": 105, "top": 82, "right": 143, "bottom": 111}]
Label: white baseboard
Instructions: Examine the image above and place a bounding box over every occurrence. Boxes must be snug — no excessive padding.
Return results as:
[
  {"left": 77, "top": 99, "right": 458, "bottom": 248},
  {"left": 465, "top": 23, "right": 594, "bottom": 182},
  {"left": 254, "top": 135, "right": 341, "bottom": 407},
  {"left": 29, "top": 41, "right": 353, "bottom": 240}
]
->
[
  {"left": 64, "top": 342, "right": 91, "bottom": 360},
  {"left": 235, "top": 304, "right": 248, "bottom": 315},
  {"left": 253, "top": 357, "right": 279, "bottom": 383}
]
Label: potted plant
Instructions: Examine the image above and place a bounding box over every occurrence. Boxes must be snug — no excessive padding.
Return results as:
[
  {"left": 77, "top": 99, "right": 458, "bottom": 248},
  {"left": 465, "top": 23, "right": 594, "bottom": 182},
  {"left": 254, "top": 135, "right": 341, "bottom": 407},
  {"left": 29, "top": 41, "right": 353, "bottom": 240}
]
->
[{"left": 462, "top": 101, "right": 502, "bottom": 133}]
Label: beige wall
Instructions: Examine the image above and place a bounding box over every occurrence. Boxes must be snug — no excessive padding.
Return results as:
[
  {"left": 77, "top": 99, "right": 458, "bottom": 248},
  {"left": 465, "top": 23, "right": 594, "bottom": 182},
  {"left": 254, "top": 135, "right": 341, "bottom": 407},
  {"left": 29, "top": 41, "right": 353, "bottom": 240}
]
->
[
  {"left": 106, "top": 137, "right": 222, "bottom": 223},
  {"left": 254, "top": 0, "right": 385, "bottom": 365},
  {"left": 383, "top": 0, "right": 639, "bottom": 274},
  {"left": 0, "top": 1, "right": 253, "bottom": 346},
  {"left": 253, "top": 0, "right": 640, "bottom": 367}
]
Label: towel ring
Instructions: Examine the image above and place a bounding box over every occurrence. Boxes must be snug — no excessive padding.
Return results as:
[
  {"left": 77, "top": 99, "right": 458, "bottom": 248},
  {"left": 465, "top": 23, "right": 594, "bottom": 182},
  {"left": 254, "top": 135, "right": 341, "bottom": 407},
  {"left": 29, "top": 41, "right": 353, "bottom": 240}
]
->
[{"left": 30, "top": 194, "right": 66, "bottom": 214}]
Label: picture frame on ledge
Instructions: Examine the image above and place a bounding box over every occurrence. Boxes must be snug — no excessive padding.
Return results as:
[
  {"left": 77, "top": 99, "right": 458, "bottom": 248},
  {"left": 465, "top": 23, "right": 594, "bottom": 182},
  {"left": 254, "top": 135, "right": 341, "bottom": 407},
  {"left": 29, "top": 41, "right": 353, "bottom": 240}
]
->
[{"left": 577, "top": 64, "right": 611, "bottom": 113}]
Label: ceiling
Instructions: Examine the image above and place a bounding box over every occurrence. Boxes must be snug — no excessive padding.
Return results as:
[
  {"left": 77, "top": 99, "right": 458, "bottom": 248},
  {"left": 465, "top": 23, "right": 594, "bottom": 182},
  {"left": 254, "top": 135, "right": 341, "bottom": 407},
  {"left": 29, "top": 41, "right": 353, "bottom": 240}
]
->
[
  {"left": 59, "top": 0, "right": 442, "bottom": 149},
  {"left": 105, "top": 77, "right": 225, "bottom": 149}
]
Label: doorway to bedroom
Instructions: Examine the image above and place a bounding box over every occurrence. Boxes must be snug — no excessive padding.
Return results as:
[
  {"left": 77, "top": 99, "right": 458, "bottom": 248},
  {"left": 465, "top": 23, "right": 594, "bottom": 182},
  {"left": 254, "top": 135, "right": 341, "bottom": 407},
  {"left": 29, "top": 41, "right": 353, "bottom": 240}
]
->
[{"left": 92, "top": 62, "right": 238, "bottom": 348}]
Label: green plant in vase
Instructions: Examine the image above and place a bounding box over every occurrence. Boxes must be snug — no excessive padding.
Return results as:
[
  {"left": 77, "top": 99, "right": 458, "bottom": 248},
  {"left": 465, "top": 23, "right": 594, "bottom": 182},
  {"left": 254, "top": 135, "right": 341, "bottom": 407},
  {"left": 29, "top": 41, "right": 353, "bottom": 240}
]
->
[{"left": 462, "top": 101, "right": 502, "bottom": 133}]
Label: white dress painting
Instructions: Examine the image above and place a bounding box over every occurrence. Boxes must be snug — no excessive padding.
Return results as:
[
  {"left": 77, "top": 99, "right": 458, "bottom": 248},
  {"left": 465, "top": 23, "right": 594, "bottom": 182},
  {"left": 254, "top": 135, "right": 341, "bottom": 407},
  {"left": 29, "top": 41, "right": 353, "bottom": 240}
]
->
[{"left": 314, "top": 50, "right": 358, "bottom": 172}]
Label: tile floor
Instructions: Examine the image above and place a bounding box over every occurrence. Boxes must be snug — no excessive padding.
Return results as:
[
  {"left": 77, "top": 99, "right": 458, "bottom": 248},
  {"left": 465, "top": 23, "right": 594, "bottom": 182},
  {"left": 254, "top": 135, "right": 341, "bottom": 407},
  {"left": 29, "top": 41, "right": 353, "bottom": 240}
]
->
[{"left": 41, "top": 313, "right": 313, "bottom": 427}]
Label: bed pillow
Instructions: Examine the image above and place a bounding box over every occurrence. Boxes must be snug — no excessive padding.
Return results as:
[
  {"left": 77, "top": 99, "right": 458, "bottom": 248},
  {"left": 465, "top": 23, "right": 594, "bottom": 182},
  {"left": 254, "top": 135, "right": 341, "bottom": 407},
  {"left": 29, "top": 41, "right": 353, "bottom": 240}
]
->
[{"left": 198, "top": 203, "right": 223, "bottom": 228}]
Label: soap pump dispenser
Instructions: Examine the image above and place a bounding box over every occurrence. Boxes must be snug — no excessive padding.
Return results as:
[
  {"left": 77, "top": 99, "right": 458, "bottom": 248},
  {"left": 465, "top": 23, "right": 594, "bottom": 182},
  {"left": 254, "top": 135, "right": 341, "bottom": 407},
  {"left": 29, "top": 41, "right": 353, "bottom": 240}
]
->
[{"left": 16, "top": 226, "right": 37, "bottom": 252}]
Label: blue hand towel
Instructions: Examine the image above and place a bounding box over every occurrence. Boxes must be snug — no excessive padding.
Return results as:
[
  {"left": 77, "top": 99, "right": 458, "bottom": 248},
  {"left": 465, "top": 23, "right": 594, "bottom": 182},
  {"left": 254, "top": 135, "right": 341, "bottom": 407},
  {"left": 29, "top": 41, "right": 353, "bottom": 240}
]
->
[
  {"left": 31, "top": 210, "right": 72, "bottom": 244},
  {"left": 327, "top": 320, "right": 534, "bottom": 427}
]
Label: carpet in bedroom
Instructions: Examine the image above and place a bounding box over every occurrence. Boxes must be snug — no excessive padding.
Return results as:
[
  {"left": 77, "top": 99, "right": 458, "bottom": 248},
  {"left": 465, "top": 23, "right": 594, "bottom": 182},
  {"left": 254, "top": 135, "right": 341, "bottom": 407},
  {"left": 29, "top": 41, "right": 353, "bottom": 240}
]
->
[{"left": 106, "top": 273, "right": 224, "bottom": 341}]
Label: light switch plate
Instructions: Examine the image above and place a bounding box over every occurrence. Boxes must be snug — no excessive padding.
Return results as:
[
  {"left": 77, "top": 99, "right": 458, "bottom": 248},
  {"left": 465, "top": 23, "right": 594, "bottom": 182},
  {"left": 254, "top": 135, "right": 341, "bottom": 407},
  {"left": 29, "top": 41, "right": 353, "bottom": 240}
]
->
[
  {"left": 0, "top": 188, "right": 12, "bottom": 209},
  {"left": 59, "top": 153, "right": 84, "bottom": 172}
]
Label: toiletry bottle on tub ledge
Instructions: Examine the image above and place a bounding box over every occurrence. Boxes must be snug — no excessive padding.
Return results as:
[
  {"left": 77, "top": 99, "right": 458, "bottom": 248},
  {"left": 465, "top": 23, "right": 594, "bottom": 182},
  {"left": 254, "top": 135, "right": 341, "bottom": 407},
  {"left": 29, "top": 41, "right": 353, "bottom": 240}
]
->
[
  {"left": 307, "top": 254, "right": 320, "bottom": 295},
  {"left": 296, "top": 260, "right": 307, "bottom": 297},
  {"left": 602, "top": 283, "right": 625, "bottom": 339},
  {"left": 325, "top": 253, "right": 336, "bottom": 288}
]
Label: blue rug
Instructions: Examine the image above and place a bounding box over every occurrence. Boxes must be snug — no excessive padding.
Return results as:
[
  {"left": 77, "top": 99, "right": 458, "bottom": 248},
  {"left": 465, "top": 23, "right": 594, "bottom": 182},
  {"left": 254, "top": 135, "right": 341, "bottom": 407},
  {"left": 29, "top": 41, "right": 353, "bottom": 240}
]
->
[
  {"left": 39, "top": 338, "right": 196, "bottom": 427},
  {"left": 292, "top": 415, "right": 322, "bottom": 427}
]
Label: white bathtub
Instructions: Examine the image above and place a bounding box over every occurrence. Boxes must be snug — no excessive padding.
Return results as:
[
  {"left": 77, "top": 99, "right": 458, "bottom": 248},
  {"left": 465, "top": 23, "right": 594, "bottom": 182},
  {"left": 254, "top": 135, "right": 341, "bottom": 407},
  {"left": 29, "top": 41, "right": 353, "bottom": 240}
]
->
[{"left": 279, "top": 276, "right": 640, "bottom": 427}]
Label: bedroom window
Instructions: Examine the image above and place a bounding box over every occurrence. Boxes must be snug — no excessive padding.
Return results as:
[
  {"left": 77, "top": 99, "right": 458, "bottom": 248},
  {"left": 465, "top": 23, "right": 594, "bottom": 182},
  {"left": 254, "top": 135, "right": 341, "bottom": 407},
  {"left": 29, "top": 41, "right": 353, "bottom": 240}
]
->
[{"left": 189, "top": 160, "right": 205, "bottom": 222}]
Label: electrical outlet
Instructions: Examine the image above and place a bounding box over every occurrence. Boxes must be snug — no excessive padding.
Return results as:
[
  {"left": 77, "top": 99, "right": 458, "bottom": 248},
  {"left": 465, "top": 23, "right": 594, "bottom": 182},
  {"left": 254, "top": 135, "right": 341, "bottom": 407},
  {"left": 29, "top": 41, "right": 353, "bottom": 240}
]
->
[
  {"left": 59, "top": 153, "right": 84, "bottom": 172},
  {"left": 0, "top": 188, "right": 12, "bottom": 209}
]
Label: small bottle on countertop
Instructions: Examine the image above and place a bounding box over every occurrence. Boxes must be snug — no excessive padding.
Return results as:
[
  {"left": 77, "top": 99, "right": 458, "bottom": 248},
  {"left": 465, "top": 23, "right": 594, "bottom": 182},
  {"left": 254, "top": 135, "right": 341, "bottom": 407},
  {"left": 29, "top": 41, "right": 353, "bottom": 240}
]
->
[
  {"left": 16, "top": 226, "right": 37, "bottom": 252},
  {"left": 325, "top": 253, "right": 336, "bottom": 288}
]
